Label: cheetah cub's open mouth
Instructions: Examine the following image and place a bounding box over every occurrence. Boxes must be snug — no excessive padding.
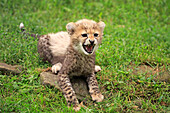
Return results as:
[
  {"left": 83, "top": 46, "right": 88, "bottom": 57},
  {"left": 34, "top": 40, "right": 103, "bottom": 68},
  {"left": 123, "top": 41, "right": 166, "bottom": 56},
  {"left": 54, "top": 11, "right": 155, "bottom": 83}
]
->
[{"left": 83, "top": 43, "right": 95, "bottom": 54}]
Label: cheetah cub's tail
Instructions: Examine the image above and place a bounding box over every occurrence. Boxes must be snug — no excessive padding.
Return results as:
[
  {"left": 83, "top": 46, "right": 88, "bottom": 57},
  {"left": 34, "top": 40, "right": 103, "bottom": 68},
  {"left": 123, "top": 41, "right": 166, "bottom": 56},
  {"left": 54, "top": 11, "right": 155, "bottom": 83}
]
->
[
  {"left": 19, "top": 23, "right": 25, "bottom": 32},
  {"left": 19, "top": 23, "right": 40, "bottom": 39}
]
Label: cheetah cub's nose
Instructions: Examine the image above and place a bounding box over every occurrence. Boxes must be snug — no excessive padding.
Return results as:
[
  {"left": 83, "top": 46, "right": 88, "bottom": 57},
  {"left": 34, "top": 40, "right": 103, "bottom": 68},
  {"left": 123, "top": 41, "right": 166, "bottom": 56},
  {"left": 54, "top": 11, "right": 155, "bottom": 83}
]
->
[{"left": 89, "top": 40, "right": 95, "bottom": 45}]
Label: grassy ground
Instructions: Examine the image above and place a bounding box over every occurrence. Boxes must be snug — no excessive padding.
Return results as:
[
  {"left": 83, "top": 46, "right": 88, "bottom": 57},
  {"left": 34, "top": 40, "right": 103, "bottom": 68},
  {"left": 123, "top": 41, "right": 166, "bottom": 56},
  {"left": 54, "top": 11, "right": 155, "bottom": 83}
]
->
[{"left": 0, "top": 0, "right": 169, "bottom": 112}]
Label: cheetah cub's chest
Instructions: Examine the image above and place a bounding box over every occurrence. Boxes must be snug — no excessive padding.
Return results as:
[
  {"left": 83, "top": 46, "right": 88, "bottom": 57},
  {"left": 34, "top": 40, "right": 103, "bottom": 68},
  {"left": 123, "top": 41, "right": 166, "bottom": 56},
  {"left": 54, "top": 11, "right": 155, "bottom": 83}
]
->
[{"left": 69, "top": 55, "right": 95, "bottom": 77}]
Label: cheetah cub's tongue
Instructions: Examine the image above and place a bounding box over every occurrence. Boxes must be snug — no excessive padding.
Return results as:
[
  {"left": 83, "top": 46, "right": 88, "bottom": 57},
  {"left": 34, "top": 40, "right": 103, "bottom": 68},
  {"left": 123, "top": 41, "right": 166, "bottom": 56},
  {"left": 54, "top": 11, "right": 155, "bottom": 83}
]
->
[{"left": 83, "top": 44, "right": 95, "bottom": 54}]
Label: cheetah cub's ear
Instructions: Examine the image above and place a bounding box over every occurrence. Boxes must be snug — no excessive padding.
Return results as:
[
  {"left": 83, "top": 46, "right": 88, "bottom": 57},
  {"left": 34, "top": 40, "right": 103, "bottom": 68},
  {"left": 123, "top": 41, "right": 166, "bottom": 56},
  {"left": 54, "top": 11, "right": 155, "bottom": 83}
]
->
[
  {"left": 66, "top": 22, "right": 76, "bottom": 35},
  {"left": 98, "top": 21, "right": 105, "bottom": 33}
]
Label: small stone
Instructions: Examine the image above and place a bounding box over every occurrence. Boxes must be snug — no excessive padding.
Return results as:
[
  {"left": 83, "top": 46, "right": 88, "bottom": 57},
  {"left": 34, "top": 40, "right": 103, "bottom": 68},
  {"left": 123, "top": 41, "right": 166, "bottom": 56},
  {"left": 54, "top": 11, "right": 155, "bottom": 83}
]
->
[{"left": 40, "top": 72, "right": 61, "bottom": 90}]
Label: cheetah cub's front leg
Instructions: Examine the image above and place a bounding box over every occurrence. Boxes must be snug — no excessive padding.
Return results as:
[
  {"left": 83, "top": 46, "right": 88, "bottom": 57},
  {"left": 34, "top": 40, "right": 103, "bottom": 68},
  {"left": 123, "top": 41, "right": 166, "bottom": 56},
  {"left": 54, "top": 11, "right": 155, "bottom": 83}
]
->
[
  {"left": 87, "top": 73, "right": 104, "bottom": 102},
  {"left": 57, "top": 74, "right": 80, "bottom": 111},
  {"left": 52, "top": 64, "right": 101, "bottom": 73}
]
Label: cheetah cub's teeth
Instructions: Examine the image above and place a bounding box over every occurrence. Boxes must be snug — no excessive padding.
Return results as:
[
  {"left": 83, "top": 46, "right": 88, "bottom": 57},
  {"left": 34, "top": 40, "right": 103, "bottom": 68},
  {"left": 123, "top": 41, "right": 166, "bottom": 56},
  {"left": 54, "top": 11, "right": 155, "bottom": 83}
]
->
[
  {"left": 52, "top": 63, "right": 62, "bottom": 73},
  {"left": 95, "top": 65, "right": 101, "bottom": 72}
]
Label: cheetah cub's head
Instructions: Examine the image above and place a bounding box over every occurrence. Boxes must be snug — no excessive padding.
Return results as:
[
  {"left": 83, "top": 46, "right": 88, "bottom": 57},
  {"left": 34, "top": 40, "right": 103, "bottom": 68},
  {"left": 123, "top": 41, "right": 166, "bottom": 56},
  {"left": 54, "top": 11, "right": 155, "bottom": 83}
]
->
[{"left": 66, "top": 19, "right": 105, "bottom": 55}]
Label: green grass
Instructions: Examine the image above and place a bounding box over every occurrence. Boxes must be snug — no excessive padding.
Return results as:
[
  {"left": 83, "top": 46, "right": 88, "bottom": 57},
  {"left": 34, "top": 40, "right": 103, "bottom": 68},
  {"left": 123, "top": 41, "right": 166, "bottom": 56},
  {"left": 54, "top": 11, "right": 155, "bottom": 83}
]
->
[{"left": 0, "top": 0, "right": 169, "bottom": 112}]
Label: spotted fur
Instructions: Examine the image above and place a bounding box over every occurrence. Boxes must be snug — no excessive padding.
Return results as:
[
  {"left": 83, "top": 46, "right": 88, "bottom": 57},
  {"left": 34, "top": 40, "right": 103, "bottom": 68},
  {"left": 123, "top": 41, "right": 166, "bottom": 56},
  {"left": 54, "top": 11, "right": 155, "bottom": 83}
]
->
[{"left": 20, "top": 19, "right": 105, "bottom": 111}]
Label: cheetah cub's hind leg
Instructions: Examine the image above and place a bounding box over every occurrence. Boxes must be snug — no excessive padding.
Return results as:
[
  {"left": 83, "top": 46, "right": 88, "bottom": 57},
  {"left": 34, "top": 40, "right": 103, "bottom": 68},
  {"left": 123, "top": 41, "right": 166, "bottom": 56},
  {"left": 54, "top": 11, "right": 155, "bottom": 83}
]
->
[{"left": 52, "top": 64, "right": 102, "bottom": 74}]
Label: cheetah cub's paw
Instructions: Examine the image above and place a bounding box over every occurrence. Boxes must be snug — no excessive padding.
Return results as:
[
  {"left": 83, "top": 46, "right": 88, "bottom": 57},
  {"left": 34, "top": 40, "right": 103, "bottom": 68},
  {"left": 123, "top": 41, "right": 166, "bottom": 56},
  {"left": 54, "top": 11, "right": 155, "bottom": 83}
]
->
[
  {"left": 73, "top": 105, "right": 81, "bottom": 112},
  {"left": 68, "top": 104, "right": 81, "bottom": 112},
  {"left": 52, "top": 63, "right": 62, "bottom": 73},
  {"left": 95, "top": 65, "right": 101, "bottom": 73},
  {"left": 91, "top": 93, "right": 104, "bottom": 102}
]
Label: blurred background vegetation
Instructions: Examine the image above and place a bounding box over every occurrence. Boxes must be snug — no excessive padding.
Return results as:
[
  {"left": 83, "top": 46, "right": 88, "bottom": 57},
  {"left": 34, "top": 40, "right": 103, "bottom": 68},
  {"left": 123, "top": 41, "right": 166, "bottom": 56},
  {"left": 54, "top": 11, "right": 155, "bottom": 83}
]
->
[{"left": 0, "top": 0, "right": 169, "bottom": 112}]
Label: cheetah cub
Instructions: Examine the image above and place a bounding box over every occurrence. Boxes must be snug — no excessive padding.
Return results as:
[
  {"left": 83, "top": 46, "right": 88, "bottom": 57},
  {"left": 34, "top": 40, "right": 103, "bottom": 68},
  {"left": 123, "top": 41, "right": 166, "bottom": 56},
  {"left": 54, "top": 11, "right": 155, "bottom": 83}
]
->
[{"left": 20, "top": 19, "right": 105, "bottom": 111}]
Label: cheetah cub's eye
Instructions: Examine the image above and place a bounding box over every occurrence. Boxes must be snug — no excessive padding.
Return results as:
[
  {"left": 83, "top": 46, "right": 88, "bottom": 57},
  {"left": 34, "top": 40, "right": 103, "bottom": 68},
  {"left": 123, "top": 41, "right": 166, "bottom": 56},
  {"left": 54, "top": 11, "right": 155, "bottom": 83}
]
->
[
  {"left": 81, "top": 34, "right": 88, "bottom": 37},
  {"left": 94, "top": 33, "right": 99, "bottom": 37}
]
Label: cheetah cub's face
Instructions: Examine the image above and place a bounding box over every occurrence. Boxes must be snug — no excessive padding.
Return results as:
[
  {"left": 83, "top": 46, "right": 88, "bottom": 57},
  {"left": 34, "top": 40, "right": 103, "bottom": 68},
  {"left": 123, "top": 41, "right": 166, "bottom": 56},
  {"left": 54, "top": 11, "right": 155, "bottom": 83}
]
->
[{"left": 66, "top": 19, "right": 105, "bottom": 55}]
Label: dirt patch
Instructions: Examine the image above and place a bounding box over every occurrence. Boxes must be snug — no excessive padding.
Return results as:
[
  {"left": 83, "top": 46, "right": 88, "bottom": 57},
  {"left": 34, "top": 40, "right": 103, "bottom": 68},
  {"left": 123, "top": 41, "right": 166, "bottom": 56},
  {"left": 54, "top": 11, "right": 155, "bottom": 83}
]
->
[{"left": 128, "top": 62, "right": 170, "bottom": 83}]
